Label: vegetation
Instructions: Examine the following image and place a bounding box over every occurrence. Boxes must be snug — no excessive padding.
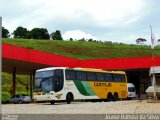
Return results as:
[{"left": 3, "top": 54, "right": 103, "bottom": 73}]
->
[
  {"left": 136, "top": 38, "right": 147, "bottom": 44},
  {"left": 2, "top": 27, "right": 10, "bottom": 38},
  {"left": 50, "top": 30, "right": 63, "bottom": 40},
  {"left": 2, "top": 26, "right": 63, "bottom": 40},
  {"left": 28, "top": 28, "right": 50, "bottom": 39},
  {"left": 13, "top": 26, "right": 28, "bottom": 38},
  {"left": 2, "top": 38, "right": 160, "bottom": 60},
  {"left": 2, "top": 72, "right": 30, "bottom": 102}
]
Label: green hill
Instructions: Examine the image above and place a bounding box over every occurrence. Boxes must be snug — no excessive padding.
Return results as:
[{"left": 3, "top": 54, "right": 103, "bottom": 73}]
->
[{"left": 2, "top": 38, "right": 160, "bottom": 59}]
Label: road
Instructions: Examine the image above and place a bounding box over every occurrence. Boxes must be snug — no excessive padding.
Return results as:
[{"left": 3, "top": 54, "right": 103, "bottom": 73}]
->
[
  {"left": 2, "top": 100, "right": 160, "bottom": 114},
  {"left": 2, "top": 100, "right": 160, "bottom": 120}
]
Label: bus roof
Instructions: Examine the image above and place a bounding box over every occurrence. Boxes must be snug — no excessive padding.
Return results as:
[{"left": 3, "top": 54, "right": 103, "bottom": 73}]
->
[
  {"left": 36, "top": 67, "right": 125, "bottom": 74},
  {"left": 68, "top": 68, "right": 126, "bottom": 74},
  {"left": 36, "top": 67, "right": 67, "bottom": 72}
]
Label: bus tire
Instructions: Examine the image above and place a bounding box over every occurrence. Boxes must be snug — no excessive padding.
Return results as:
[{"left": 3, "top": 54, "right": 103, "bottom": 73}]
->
[
  {"left": 50, "top": 101, "right": 55, "bottom": 105},
  {"left": 127, "top": 97, "right": 132, "bottom": 100},
  {"left": 107, "top": 93, "right": 113, "bottom": 102},
  {"left": 113, "top": 92, "right": 119, "bottom": 101},
  {"left": 66, "top": 93, "right": 73, "bottom": 104}
]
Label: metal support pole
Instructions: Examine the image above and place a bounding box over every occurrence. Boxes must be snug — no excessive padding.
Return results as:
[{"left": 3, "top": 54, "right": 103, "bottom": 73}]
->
[
  {"left": 30, "top": 74, "right": 33, "bottom": 101},
  {"left": 32, "top": 70, "right": 35, "bottom": 90},
  {"left": 0, "top": 16, "right": 2, "bottom": 114},
  {"left": 152, "top": 73, "right": 157, "bottom": 100},
  {"left": 12, "top": 67, "right": 16, "bottom": 95},
  {"left": 150, "top": 25, "right": 157, "bottom": 101}
]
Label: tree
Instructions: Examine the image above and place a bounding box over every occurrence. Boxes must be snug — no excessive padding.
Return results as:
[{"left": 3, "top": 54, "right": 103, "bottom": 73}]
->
[
  {"left": 13, "top": 26, "right": 28, "bottom": 38},
  {"left": 26, "top": 31, "right": 32, "bottom": 39},
  {"left": 2, "top": 27, "right": 10, "bottom": 38},
  {"left": 158, "top": 39, "right": 160, "bottom": 42},
  {"left": 69, "top": 38, "right": 73, "bottom": 41},
  {"left": 29, "top": 28, "right": 50, "bottom": 40},
  {"left": 50, "top": 30, "right": 63, "bottom": 40},
  {"left": 88, "top": 38, "right": 93, "bottom": 42},
  {"left": 78, "top": 38, "right": 85, "bottom": 42},
  {"left": 136, "top": 38, "right": 147, "bottom": 44}
]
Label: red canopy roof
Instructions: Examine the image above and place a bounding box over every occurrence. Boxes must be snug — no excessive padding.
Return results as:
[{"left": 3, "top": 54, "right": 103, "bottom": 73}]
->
[{"left": 2, "top": 43, "right": 160, "bottom": 74}]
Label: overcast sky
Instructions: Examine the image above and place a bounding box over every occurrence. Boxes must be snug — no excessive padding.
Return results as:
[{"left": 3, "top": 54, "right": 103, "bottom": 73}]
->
[{"left": 0, "top": 0, "right": 160, "bottom": 44}]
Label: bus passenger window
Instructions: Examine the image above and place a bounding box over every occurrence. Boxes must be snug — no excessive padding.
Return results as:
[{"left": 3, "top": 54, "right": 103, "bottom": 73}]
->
[
  {"left": 113, "top": 74, "right": 119, "bottom": 82},
  {"left": 87, "top": 72, "right": 97, "bottom": 81},
  {"left": 120, "top": 74, "right": 126, "bottom": 82},
  {"left": 76, "top": 71, "right": 87, "bottom": 81},
  {"left": 65, "top": 70, "right": 76, "bottom": 80},
  {"left": 97, "top": 73, "right": 105, "bottom": 81},
  {"left": 113, "top": 74, "right": 125, "bottom": 82},
  {"left": 106, "top": 74, "right": 113, "bottom": 82}
]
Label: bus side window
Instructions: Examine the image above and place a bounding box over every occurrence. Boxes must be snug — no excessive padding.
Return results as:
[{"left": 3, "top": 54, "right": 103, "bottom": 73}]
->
[
  {"left": 114, "top": 74, "right": 125, "bottom": 82},
  {"left": 121, "top": 74, "right": 126, "bottom": 82},
  {"left": 113, "top": 74, "right": 119, "bottom": 82},
  {"left": 65, "top": 70, "right": 76, "bottom": 80},
  {"left": 105, "top": 73, "right": 113, "bottom": 82},
  {"left": 97, "top": 73, "right": 105, "bottom": 81},
  {"left": 76, "top": 71, "right": 87, "bottom": 81},
  {"left": 87, "top": 72, "right": 97, "bottom": 81},
  {"left": 54, "top": 69, "right": 64, "bottom": 92}
]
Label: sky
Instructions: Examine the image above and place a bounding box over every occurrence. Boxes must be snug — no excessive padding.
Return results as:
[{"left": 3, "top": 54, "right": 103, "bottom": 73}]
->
[{"left": 0, "top": 0, "right": 160, "bottom": 44}]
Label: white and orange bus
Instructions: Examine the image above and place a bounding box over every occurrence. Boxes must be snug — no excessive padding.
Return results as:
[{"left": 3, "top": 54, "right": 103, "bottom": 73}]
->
[{"left": 33, "top": 67, "right": 128, "bottom": 104}]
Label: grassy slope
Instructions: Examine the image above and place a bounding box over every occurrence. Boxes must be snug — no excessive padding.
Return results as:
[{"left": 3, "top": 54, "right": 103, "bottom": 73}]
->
[{"left": 2, "top": 38, "right": 160, "bottom": 59}]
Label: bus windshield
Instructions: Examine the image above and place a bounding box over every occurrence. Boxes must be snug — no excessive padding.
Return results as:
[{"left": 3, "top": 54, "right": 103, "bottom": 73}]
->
[
  {"left": 35, "top": 70, "right": 54, "bottom": 78},
  {"left": 34, "top": 78, "right": 42, "bottom": 92},
  {"left": 34, "top": 70, "right": 54, "bottom": 92},
  {"left": 34, "top": 69, "right": 64, "bottom": 92},
  {"left": 41, "top": 77, "right": 53, "bottom": 92}
]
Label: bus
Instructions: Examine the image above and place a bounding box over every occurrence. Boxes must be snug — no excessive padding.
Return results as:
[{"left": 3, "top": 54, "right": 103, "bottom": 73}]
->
[{"left": 33, "top": 67, "right": 128, "bottom": 104}]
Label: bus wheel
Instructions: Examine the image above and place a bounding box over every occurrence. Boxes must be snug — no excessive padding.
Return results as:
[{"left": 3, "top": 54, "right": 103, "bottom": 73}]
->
[
  {"left": 127, "top": 97, "right": 132, "bottom": 100},
  {"left": 66, "top": 93, "right": 73, "bottom": 104},
  {"left": 113, "top": 93, "right": 119, "bottom": 101},
  {"left": 50, "top": 101, "right": 55, "bottom": 105},
  {"left": 107, "top": 93, "right": 113, "bottom": 102}
]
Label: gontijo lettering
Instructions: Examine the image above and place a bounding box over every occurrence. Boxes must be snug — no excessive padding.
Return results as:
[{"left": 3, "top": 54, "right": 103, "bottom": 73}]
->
[{"left": 94, "top": 82, "right": 112, "bottom": 87}]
